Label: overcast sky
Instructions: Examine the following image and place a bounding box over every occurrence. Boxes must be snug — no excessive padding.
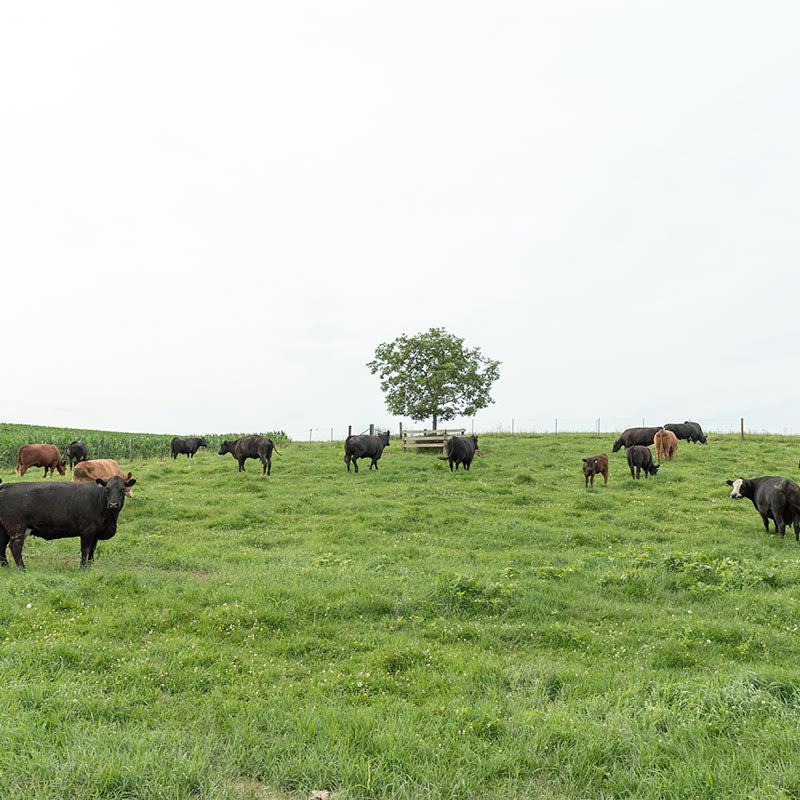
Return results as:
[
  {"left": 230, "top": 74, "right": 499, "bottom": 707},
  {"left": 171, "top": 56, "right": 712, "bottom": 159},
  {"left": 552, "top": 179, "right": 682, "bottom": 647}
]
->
[{"left": 2, "top": 2, "right": 798, "bottom": 439}]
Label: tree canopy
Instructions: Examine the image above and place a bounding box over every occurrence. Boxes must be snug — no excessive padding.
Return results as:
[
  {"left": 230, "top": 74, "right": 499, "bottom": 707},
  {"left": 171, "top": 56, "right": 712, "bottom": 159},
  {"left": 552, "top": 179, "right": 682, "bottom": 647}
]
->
[{"left": 367, "top": 328, "right": 501, "bottom": 430}]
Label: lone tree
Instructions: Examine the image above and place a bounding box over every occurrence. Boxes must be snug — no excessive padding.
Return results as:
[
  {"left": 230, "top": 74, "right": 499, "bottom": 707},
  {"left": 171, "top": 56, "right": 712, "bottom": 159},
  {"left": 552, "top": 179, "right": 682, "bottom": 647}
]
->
[{"left": 367, "top": 327, "right": 501, "bottom": 431}]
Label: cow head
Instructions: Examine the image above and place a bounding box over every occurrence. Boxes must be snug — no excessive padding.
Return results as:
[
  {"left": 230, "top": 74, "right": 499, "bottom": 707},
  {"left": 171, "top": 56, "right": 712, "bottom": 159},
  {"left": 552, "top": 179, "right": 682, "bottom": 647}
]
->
[
  {"left": 379, "top": 430, "right": 390, "bottom": 447},
  {"left": 56, "top": 459, "right": 67, "bottom": 476},
  {"left": 471, "top": 436, "right": 479, "bottom": 450},
  {"left": 199, "top": 437, "right": 208, "bottom": 448},
  {"left": 95, "top": 475, "right": 136, "bottom": 511},
  {"left": 582, "top": 457, "right": 597, "bottom": 475},
  {"left": 218, "top": 441, "right": 235, "bottom": 456},
  {"left": 727, "top": 478, "right": 746, "bottom": 499}
]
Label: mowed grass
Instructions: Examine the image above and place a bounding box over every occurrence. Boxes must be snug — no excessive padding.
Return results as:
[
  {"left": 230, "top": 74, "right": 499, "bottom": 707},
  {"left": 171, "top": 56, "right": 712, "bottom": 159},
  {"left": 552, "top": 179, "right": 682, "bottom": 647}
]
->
[{"left": 2, "top": 434, "right": 800, "bottom": 799}]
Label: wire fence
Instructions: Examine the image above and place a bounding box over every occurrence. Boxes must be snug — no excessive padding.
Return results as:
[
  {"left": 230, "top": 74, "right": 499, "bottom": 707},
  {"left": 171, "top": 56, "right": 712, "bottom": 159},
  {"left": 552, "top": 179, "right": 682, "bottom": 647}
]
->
[{"left": 299, "top": 419, "right": 800, "bottom": 441}]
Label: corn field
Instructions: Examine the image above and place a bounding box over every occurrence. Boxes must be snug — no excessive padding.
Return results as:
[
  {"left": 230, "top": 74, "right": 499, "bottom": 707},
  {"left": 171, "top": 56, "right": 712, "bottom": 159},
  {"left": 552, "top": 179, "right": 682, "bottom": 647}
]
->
[{"left": 0, "top": 423, "right": 291, "bottom": 469}]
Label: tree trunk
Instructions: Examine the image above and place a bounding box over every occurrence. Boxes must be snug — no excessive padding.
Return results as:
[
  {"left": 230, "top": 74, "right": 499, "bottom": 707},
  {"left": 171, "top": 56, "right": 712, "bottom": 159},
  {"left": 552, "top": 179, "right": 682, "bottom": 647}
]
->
[{"left": 432, "top": 412, "right": 437, "bottom": 431}]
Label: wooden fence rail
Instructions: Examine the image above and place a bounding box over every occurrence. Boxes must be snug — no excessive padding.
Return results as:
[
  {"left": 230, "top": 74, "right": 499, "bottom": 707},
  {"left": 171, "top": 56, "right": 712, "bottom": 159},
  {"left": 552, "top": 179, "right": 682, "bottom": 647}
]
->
[{"left": 398, "top": 422, "right": 466, "bottom": 453}]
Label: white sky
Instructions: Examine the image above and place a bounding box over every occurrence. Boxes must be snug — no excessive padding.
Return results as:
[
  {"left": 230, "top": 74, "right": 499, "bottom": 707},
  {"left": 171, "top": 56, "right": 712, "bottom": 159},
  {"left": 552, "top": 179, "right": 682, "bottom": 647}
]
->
[{"left": 2, "top": 2, "right": 798, "bottom": 439}]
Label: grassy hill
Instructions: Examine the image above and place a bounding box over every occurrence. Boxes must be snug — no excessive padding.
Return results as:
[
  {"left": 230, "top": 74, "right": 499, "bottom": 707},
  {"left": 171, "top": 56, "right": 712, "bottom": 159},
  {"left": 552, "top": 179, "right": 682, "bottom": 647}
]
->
[{"left": 1, "top": 431, "right": 800, "bottom": 799}]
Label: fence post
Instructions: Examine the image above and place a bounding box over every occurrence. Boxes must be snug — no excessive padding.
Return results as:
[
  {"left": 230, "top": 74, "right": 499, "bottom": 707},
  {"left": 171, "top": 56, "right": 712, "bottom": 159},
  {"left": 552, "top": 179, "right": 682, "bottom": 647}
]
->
[
  {"left": 512, "top": 418, "right": 515, "bottom": 435},
  {"left": 129, "top": 439, "right": 133, "bottom": 462},
  {"left": 399, "top": 422, "right": 404, "bottom": 452},
  {"left": 370, "top": 423, "right": 374, "bottom": 436},
  {"left": 741, "top": 418, "right": 744, "bottom": 440},
  {"left": 330, "top": 427, "right": 333, "bottom": 442},
  {"left": 555, "top": 418, "right": 558, "bottom": 436},
  {"left": 348, "top": 425, "right": 352, "bottom": 438}
]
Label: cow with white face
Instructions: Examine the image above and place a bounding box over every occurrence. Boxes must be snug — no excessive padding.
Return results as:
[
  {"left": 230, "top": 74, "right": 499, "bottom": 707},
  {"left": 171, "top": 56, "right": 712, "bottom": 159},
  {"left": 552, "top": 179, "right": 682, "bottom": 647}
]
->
[{"left": 726, "top": 476, "right": 800, "bottom": 540}]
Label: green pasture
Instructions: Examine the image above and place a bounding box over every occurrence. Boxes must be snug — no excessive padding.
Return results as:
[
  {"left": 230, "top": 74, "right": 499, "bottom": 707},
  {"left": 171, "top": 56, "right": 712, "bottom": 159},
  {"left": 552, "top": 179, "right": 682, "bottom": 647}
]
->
[{"left": 1, "top": 430, "right": 800, "bottom": 799}]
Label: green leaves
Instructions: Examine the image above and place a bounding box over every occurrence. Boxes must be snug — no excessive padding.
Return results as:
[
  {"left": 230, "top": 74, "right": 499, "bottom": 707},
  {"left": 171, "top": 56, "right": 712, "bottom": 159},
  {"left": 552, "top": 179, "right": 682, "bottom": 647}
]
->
[{"left": 367, "top": 327, "right": 500, "bottom": 428}]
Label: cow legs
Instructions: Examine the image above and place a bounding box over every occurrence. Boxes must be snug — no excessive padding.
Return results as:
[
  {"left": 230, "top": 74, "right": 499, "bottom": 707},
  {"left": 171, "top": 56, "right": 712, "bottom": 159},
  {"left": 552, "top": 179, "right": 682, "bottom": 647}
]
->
[
  {"left": 760, "top": 514, "right": 771, "bottom": 534},
  {"left": 345, "top": 454, "right": 351, "bottom": 472},
  {"left": 0, "top": 525, "right": 9, "bottom": 567},
  {"left": 238, "top": 458, "right": 245, "bottom": 472},
  {"left": 603, "top": 470, "right": 608, "bottom": 484},
  {"left": 8, "top": 524, "right": 27, "bottom": 568},
  {"left": 353, "top": 458, "right": 359, "bottom": 473},
  {"left": 370, "top": 458, "right": 378, "bottom": 470},
  {"left": 86, "top": 537, "right": 100, "bottom": 565}
]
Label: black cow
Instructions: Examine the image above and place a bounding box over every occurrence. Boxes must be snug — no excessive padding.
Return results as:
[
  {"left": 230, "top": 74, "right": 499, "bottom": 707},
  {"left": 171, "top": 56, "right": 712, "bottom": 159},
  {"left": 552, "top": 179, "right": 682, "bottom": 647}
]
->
[
  {"left": 66, "top": 440, "right": 88, "bottom": 470},
  {"left": 626, "top": 445, "right": 660, "bottom": 479},
  {"left": 664, "top": 421, "right": 708, "bottom": 444},
  {"left": 0, "top": 475, "right": 136, "bottom": 568},
  {"left": 727, "top": 476, "right": 800, "bottom": 540},
  {"left": 344, "top": 431, "right": 390, "bottom": 473},
  {"left": 441, "top": 435, "right": 479, "bottom": 471},
  {"left": 611, "top": 427, "right": 663, "bottom": 452},
  {"left": 218, "top": 435, "right": 280, "bottom": 475},
  {"left": 171, "top": 436, "right": 208, "bottom": 459}
]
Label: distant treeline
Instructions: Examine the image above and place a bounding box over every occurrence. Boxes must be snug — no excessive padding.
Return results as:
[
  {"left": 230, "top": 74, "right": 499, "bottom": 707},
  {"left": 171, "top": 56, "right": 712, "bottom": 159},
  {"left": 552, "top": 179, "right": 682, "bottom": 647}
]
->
[{"left": 0, "top": 423, "right": 291, "bottom": 469}]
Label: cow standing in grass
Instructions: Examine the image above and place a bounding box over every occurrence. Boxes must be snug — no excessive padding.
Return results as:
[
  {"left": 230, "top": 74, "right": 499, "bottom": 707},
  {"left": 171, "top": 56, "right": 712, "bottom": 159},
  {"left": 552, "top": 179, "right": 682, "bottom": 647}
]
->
[
  {"left": 16, "top": 445, "right": 66, "bottom": 477},
  {"left": 66, "top": 440, "right": 88, "bottom": 470},
  {"left": 344, "top": 431, "right": 390, "bottom": 473},
  {"left": 171, "top": 436, "right": 208, "bottom": 459},
  {"left": 582, "top": 454, "right": 609, "bottom": 486},
  {"left": 218, "top": 436, "right": 280, "bottom": 475},
  {"left": 0, "top": 475, "right": 135, "bottom": 568},
  {"left": 626, "top": 446, "right": 659, "bottom": 479},
  {"left": 727, "top": 476, "right": 800, "bottom": 540},
  {"left": 654, "top": 429, "right": 679, "bottom": 463},
  {"left": 611, "top": 427, "right": 663, "bottom": 452},
  {"left": 442, "top": 435, "right": 479, "bottom": 471}
]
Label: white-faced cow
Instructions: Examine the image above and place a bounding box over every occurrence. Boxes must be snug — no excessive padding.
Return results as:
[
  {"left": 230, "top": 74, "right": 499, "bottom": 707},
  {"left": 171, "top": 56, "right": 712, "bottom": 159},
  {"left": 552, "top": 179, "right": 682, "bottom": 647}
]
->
[
  {"left": 344, "top": 431, "right": 390, "bottom": 473},
  {"left": 727, "top": 477, "right": 800, "bottom": 540},
  {"left": 0, "top": 475, "right": 136, "bottom": 568}
]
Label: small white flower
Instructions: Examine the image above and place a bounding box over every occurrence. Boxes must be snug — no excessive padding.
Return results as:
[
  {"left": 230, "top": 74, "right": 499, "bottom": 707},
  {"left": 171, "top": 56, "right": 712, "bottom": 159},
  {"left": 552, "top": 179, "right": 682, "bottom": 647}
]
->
[{"left": 26, "top": 603, "right": 31, "bottom": 609}]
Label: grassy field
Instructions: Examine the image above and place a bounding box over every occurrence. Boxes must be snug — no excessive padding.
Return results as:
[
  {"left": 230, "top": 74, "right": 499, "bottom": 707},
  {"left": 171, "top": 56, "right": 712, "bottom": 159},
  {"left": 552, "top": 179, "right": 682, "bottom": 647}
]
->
[{"left": 2, "top": 431, "right": 800, "bottom": 799}]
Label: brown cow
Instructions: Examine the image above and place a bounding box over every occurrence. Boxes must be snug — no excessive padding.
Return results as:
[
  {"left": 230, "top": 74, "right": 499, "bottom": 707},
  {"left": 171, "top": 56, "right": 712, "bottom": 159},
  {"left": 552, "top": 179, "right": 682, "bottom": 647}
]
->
[
  {"left": 73, "top": 459, "right": 135, "bottom": 497},
  {"left": 16, "top": 445, "right": 66, "bottom": 478},
  {"left": 654, "top": 429, "right": 679, "bottom": 463},
  {"left": 582, "top": 454, "right": 609, "bottom": 487}
]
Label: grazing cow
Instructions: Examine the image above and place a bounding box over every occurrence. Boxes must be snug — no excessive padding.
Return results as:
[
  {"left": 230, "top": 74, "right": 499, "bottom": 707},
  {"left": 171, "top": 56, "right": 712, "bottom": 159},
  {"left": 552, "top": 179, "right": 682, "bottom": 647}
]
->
[
  {"left": 664, "top": 421, "right": 708, "bottom": 444},
  {"left": 66, "top": 440, "right": 88, "bottom": 470},
  {"left": 626, "top": 446, "right": 660, "bottom": 479},
  {"left": 16, "top": 444, "right": 66, "bottom": 478},
  {"left": 170, "top": 436, "right": 208, "bottom": 459},
  {"left": 727, "top": 477, "right": 800, "bottom": 540},
  {"left": 582, "top": 454, "right": 609, "bottom": 486},
  {"left": 218, "top": 436, "right": 280, "bottom": 475},
  {"left": 344, "top": 431, "right": 390, "bottom": 473},
  {"left": 439, "top": 435, "right": 479, "bottom": 472},
  {"left": 0, "top": 475, "right": 136, "bottom": 568},
  {"left": 611, "top": 427, "right": 663, "bottom": 452},
  {"left": 654, "top": 429, "right": 679, "bottom": 463},
  {"left": 73, "top": 459, "right": 135, "bottom": 497}
]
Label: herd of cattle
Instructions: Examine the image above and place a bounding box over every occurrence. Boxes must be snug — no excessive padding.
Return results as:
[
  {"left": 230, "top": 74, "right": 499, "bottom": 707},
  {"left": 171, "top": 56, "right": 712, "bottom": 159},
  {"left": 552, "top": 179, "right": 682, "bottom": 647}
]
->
[{"left": 0, "top": 422, "right": 797, "bottom": 568}]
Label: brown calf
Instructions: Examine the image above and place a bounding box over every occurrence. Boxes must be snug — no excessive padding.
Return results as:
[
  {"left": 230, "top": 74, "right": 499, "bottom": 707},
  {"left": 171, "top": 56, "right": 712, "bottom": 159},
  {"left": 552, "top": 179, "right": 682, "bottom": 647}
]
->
[
  {"left": 16, "top": 444, "right": 66, "bottom": 477},
  {"left": 73, "top": 459, "right": 135, "bottom": 497},
  {"left": 654, "top": 429, "right": 679, "bottom": 463},
  {"left": 582, "top": 454, "right": 609, "bottom": 486}
]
